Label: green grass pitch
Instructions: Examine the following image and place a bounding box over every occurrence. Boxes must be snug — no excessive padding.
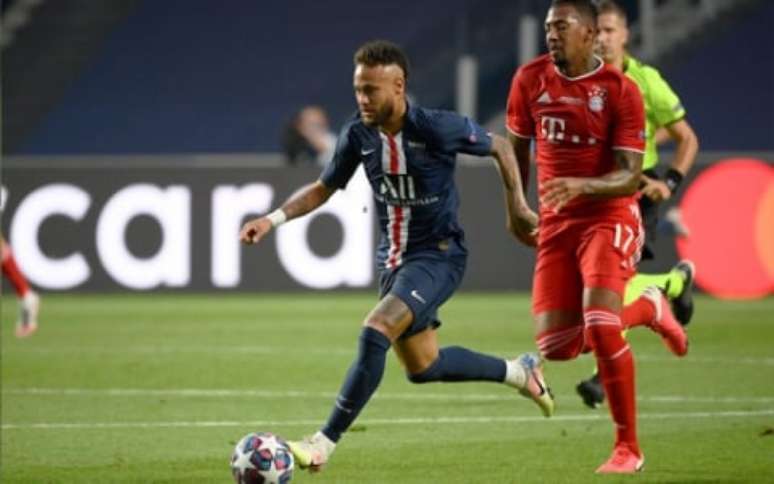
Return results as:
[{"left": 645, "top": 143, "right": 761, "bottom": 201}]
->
[{"left": 2, "top": 293, "right": 773, "bottom": 483}]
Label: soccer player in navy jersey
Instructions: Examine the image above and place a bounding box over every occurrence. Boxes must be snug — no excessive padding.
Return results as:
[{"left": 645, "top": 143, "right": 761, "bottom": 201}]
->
[{"left": 240, "top": 40, "right": 553, "bottom": 473}]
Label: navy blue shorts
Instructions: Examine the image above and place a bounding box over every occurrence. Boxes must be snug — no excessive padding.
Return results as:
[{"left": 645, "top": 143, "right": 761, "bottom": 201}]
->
[{"left": 378, "top": 238, "right": 467, "bottom": 340}]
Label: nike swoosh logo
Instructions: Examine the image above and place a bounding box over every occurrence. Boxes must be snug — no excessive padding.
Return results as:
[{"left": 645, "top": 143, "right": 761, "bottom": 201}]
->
[
  {"left": 361, "top": 148, "right": 376, "bottom": 156},
  {"left": 410, "top": 290, "right": 426, "bottom": 304}
]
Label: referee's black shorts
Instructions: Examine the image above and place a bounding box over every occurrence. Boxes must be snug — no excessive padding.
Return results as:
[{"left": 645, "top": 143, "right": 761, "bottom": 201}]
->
[{"left": 639, "top": 195, "right": 660, "bottom": 260}]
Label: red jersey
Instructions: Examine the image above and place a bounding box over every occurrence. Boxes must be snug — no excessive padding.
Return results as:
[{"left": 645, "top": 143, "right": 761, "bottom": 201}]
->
[{"left": 506, "top": 54, "right": 645, "bottom": 222}]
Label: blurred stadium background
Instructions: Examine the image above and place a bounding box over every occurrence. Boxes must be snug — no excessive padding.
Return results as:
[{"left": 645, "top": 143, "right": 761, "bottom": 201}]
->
[
  {"left": 2, "top": 0, "right": 772, "bottom": 297},
  {"left": 1, "top": 0, "right": 773, "bottom": 482}
]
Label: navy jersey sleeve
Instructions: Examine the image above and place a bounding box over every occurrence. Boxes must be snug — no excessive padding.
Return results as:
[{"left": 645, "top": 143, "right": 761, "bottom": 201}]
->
[
  {"left": 319, "top": 123, "right": 361, "bottom": 189},
  {"left": 432, "top": 110, "right": 492, "bottom": 156}
]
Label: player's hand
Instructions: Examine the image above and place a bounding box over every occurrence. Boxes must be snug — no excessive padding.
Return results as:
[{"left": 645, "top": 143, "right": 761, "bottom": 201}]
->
[
  {"left": 641, "top": 177, "right": 672, "bottom": 203},
  {"left": 240, "top": 217, "right": 272, "bottom": 245},
  {"left": 508, "top": 207, "right": 539, "bottom": 247},
  {"left": 540, "top": 177, "right": 588, "bottom": 213}
]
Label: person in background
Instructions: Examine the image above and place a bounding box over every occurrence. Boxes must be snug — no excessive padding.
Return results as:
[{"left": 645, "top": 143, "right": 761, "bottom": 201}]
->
[{"left": 281, "top": 105, "right": 337, "bottom": 166}]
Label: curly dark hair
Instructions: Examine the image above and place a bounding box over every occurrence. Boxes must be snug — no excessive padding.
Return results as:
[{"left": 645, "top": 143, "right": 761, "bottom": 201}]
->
[{"left": 353, "top": 40, "right": 410, "bottom": 81}]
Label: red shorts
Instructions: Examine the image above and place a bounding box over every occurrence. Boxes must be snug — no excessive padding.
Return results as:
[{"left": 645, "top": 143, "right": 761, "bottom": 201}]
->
[{"left": 532, "top": 208, "right": 643, "bottom": 315}]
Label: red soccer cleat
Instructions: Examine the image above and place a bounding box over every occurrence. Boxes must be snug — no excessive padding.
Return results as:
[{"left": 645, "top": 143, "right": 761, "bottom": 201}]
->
[
  {"left": 596, "top": 445, "right": 645, "bottom": 474},
  {"left": 643, "top": 286, "right": 688, "bottom": 357}
]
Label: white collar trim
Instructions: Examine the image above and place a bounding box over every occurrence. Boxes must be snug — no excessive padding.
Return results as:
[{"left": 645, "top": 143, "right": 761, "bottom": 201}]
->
[{"left": 553, "top": 56, "right": 604, "bottom": 81}]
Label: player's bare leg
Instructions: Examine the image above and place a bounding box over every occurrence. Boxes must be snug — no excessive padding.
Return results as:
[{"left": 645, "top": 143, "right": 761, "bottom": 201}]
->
[{"left": 392, "top": 325, "right": 439, "bottom": 373}]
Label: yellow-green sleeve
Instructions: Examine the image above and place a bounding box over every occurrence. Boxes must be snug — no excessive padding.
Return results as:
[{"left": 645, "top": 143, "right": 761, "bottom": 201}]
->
[{"left": 646, "top": 67, "right": 686, "bottom": 128}]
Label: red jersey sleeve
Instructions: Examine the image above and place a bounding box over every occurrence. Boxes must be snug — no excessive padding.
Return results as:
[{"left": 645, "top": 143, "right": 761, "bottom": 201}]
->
[
  {"left": 506, "top": 68, "right": 535, "bottom": 138},
  {"left": 612, "top": 77, "right": 646, "bottom": 153}
]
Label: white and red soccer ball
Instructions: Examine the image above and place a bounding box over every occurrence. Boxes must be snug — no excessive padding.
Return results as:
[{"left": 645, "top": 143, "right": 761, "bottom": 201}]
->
[{"left": 231, "top": 432, "right": 294, "bottom": 484}]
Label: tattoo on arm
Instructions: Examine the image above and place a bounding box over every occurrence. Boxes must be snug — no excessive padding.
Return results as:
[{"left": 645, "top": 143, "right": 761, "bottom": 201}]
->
[
  {"left": 280, "top": 181, "right": 336, "bottom": 220},
  {"left": 584, "top": 150, "right": 643, "bottom": 197}
]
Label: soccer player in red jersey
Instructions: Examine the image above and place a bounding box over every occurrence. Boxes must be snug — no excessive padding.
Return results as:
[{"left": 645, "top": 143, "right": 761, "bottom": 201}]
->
[
  {"left": 506, "top": 0, "right": 687, "bottom": 474},
  {"left": 0, "top": 187, "right": 40, "bottom": 337}
]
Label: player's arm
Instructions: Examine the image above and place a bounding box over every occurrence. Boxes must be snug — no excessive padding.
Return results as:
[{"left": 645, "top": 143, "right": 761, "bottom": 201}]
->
[
  {"left": 586, "top": 149, "right": 643, "bottom": 196},
  {"left": 502, "top": 67, "right": 538, "bottom": 244},
  {"left": 541, "top": 149, "right": 642, "bottom": 212},
  {"left": 240, "top": 181, "right": 336, "bottom": 245},
  {"left": 241, "top": 121, "right": 358, "bottom": 244},
  {"left": 492, "top": 133, "right": 538, "bottom": 246},
  {"left": 507, "top": 132, "right": 531, "bottom": 198}
]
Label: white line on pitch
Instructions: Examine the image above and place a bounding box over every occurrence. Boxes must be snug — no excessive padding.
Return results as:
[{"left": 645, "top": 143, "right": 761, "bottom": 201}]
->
[
  {"left": 3, "top": 409, "right": 773, "bottom": 431},
  {"left": 4, "top": 387, "right": 774, "bottom": 404},
  {"left": 9, "top": 346, "right": 774, "bottom": 365}
]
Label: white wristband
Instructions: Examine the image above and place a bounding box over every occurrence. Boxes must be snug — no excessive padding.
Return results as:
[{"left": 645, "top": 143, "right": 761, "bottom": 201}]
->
[{"left": 266, "top": 209, "right": 287, "bottom": 228}]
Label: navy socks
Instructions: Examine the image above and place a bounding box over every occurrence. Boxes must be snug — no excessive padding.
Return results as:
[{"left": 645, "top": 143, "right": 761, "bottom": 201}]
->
[
  {"left": 322, "top": 327, "right": 391, "bottom": 442},
  {"left": 407, "top": 346, "right": 506, "bottom": 383},
  {"left": 321, "top": 333, "right": 507, "bottom": 442}
]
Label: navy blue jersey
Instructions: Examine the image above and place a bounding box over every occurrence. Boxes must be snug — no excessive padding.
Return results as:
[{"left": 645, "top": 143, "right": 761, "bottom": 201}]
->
[{"left": 320, "top": 104, "right": 492, "bottom": 269}]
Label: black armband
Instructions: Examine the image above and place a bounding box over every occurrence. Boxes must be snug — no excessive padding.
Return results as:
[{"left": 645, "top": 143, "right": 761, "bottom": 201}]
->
[{"left": 664, "top": 168, "right": 684, "bottom": 193}]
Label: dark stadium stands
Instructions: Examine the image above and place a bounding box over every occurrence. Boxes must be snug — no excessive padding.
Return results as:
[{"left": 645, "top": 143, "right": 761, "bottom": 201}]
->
[
  {"left": 7, "top": 0, "right": 772, "bottom": 154},
  {"left": 658, "top": 1, "right": 774, "bottom": 151},
  {"left": 13, "top": 0, "right": 471, "bottom": 154}
]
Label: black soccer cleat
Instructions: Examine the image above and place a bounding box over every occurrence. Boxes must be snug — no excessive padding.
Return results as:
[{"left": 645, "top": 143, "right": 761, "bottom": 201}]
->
[
  {"left": 576, "top": 373, "right": 605, "bottom": 409},
  {"left": 670, "top": 260, "right": 696, "bottom": 327}
]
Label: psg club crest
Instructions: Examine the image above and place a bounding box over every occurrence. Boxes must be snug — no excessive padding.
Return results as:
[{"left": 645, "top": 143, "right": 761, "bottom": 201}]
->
[{"left": 588, "top": 85, "right": 607, "bottom": 112}]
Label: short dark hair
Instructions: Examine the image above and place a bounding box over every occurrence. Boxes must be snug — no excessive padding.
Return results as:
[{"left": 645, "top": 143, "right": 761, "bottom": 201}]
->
[
  {"left": 596, "top": 0, "right": 629, "bottom": 25},
  {"left": 354, "top": 40, "right": 410, "bottom": 81},
  {"left": 550, "top": 0, "right": 598, "bottom": 26}
]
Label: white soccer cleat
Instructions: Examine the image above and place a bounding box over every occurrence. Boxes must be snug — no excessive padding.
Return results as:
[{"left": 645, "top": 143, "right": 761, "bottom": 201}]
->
[
  {"left": 287, "top": 431, "right": 336, "bottom": 473},
  {"left": 505, "top": 353, "right": 555, "bottom": 417},
  {"left": 16, "top": 291, "right": 40, "bottom": 338}
]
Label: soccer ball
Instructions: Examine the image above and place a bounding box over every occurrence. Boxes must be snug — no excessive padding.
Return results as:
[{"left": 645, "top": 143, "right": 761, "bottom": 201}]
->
[{"left": 230, "top": 432, "right": 294, "bottom": 484}]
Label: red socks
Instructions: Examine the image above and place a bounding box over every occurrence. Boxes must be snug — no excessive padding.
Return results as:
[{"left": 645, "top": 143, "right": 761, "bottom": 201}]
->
[
  {"left": 584, "top": 308, "right": 640, "bottom": 455},
  {"left": 1, "top": 247, "right": 30, "bottom": 297},
  {"left": 621, "top": 295, "right": 656, "bottom": 329}
]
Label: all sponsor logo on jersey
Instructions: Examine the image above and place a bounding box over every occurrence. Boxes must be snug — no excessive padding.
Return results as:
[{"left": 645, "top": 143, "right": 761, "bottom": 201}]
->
[
  {"left": 380, "top": 174, "right": 416, "bottom": 200},
  {"left": 377, "top": 174, "right": 439, "bottom": 206}
]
